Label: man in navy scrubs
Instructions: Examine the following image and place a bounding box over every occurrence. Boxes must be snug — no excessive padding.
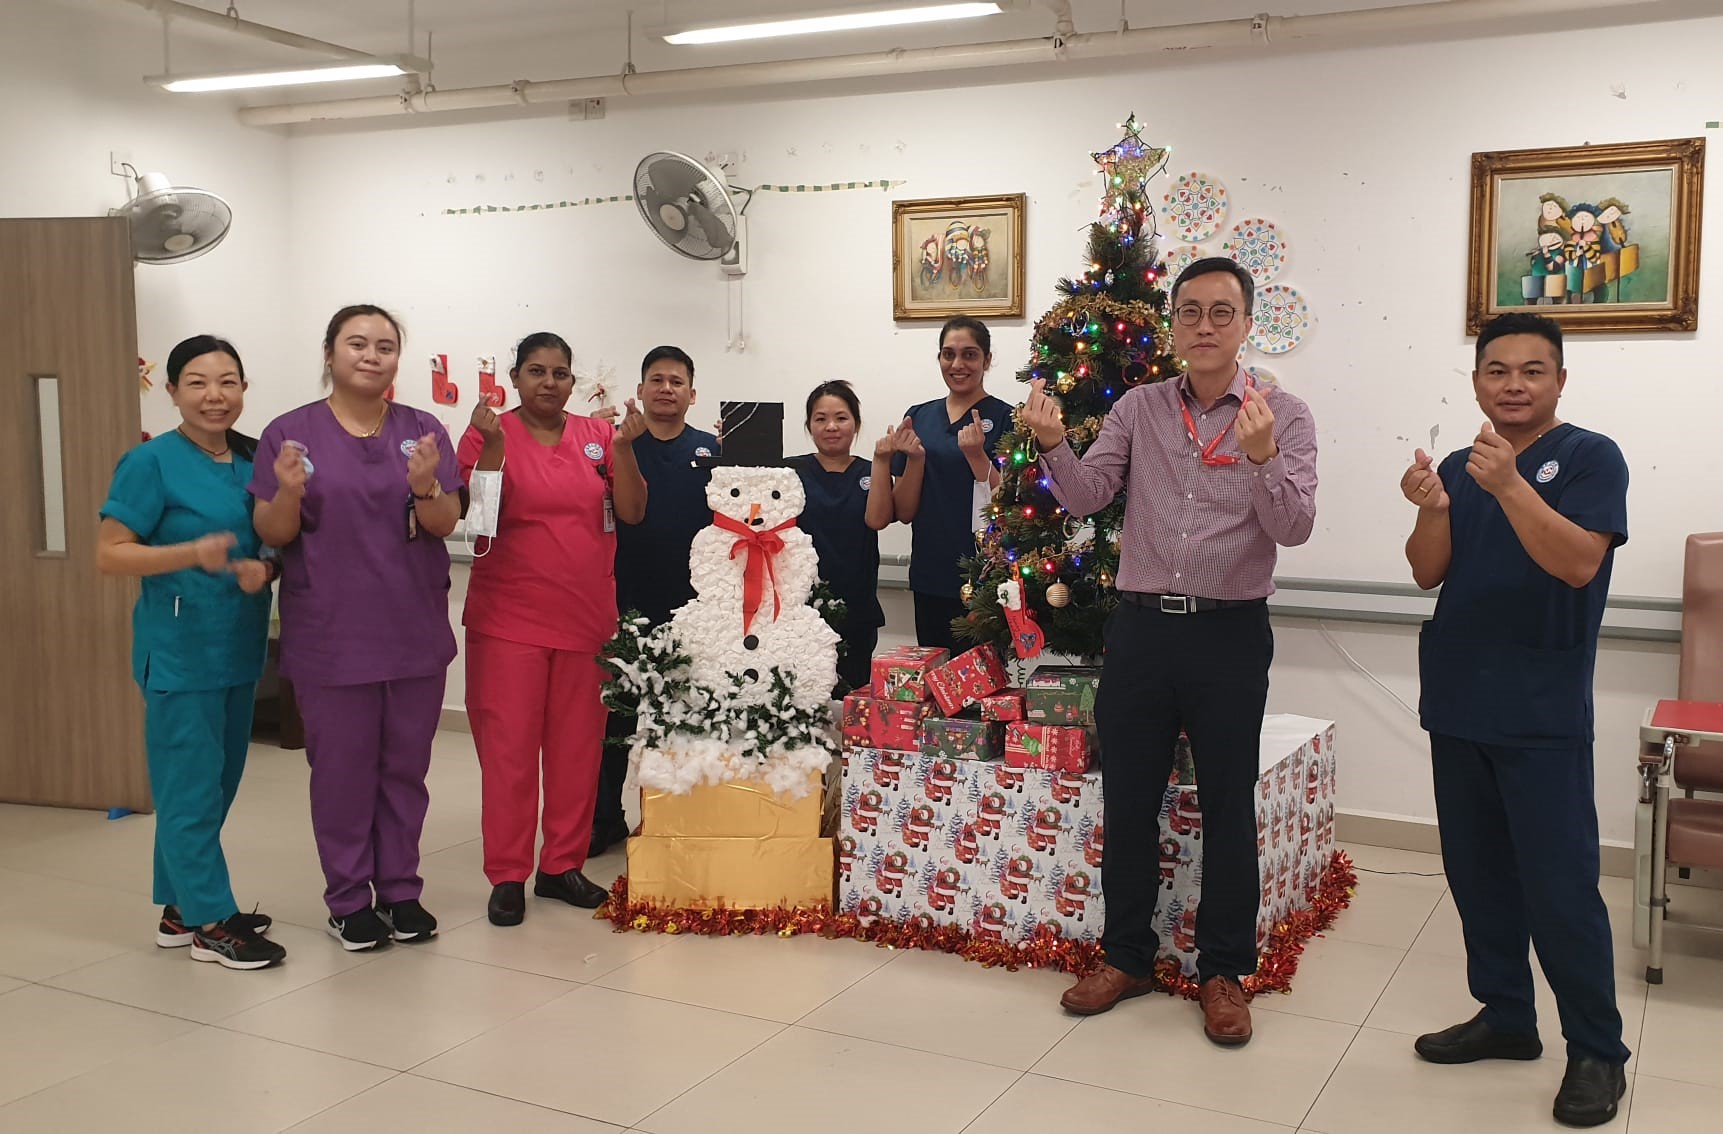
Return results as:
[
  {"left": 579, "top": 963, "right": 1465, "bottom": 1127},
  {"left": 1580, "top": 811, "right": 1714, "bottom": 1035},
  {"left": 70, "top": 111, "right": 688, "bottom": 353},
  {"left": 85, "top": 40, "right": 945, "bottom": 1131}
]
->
[
  {"left": 591, "top": 345, "right": 717, "bottom": 855},
  {"left": 1402, "top": 311, "right": 1630, "bottom": 1128}
]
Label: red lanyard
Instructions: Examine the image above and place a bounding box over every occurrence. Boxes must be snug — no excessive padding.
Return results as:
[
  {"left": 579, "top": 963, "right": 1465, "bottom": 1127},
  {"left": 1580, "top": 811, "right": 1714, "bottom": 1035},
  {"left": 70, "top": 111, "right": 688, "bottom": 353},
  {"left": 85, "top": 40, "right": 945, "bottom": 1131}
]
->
[{"left": 1180, "top": 375, "right": 1255, "bottom": 467}]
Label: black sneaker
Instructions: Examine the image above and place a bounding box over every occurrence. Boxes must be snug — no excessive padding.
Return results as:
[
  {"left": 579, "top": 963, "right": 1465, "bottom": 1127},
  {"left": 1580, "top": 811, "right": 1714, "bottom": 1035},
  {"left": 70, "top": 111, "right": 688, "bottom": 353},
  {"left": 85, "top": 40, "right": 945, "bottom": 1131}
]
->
[
  {"left": 588, "top": 815, "right": 632, "bottom": 858},
  {"left": 327, "top": 906, "right": 391, "bottom": 951},
  {"left": 159, "top": 904, "right": 273, "bottom": 949},
  {"left": 488, "top": 882, "right": 526, "bottom": 927},
  {"left": 534, "top": 868, "right": 608, "bottom": 909},
  {"left": 1553, "top": 1056, "right": 1627, "bottom": 1127},
  {"left": 1414, "top": 1011, "right": 1544, "bottom": 1064},
  {"left": 377, "top": 898, "right": 438, "bottom": 942},
  {"left": 190, "top": 915, "right": 287, "bottom": 970}
]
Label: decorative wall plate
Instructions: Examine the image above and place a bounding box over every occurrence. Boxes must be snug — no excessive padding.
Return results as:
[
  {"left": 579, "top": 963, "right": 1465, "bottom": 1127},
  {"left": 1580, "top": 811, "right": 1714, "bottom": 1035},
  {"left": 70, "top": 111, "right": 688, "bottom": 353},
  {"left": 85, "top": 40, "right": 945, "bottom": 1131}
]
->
[
  {"left": 1222, "top": 217, "right": 1289, "bottom": 285},
  {"left": 1248, "top": 284, "right": 1311, "bottom": 355},
  {"left": 1160, "top": 172, "right": 1228, "bottom": 243}
]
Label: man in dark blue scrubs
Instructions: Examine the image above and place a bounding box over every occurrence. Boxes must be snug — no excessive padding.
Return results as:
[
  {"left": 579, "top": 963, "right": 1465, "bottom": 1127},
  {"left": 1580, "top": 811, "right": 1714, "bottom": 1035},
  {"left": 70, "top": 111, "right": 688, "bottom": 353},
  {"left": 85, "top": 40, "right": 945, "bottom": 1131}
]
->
[
  {"left": 1403, "top": 312, "right": 1630, "bottom": 1128},
  {"left": 591, "top": 345, "right": 717, "bottom": 855}
]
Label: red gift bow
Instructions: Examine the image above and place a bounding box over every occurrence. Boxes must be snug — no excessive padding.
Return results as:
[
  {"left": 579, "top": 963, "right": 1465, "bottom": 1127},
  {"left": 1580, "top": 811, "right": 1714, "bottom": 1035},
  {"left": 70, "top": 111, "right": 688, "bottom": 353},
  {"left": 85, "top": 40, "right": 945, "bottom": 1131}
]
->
[{"left": 711, "top": 512, "right": 799, "bottom": 633}]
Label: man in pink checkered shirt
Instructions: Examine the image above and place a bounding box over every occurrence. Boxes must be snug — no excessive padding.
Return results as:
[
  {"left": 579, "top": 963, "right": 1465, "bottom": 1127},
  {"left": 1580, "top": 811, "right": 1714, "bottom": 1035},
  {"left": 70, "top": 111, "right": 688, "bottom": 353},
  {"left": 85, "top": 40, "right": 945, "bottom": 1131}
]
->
[{"left": 1024, "top": 257, "right": 1318, "bottom": 1046}]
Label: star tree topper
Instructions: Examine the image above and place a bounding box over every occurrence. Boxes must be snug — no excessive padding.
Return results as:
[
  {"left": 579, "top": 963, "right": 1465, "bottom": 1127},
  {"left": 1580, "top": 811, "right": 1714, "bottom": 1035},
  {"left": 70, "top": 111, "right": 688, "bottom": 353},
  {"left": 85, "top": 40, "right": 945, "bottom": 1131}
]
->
[{"left": 1090, "top": 113, "right": 1169, "bottom": 221}]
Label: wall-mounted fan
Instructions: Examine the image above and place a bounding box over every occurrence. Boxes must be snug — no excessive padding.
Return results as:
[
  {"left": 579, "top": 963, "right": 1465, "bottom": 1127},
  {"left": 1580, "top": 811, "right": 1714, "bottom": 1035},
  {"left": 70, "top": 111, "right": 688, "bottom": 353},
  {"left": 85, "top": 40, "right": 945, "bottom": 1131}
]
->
[
  {"left": 111, "top": 168, "right": 232, "bottom": 265},
  {"left": 633, "top": 151, "right": 750, "bottom": 277}
]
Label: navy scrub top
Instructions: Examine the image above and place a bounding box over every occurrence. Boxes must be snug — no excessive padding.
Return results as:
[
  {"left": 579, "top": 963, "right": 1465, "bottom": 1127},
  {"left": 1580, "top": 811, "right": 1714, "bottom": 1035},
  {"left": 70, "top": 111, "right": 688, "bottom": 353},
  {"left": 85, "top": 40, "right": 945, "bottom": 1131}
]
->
[
  {"left": 791, "top": 454, "right": 884, "bottom": 631},
  {"left": 614, "top": 425, "right": 719, "bottom": 626},
  {"left": 892, "top": 394, "right": 1013, "bottom": 599},
  {"left": 1418, "top": 424, "right": 1628, "bottom": 747},
  {"left": 99, "top": 432, "right": 273, "bottom": 693}
]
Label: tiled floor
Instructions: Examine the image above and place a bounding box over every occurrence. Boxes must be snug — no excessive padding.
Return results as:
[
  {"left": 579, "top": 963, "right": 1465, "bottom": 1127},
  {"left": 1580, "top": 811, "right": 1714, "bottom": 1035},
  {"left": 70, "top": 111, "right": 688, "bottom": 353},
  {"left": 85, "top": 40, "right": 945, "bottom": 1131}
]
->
[{"left": 3, "top": 732, "right": 1722, "bottom": 1132}]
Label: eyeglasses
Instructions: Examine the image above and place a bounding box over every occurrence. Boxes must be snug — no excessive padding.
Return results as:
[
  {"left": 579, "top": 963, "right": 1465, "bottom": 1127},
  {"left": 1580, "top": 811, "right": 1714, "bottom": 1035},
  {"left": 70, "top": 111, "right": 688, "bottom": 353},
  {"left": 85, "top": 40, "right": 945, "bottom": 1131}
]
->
[{"left": 1173, "top": 303, "right": 1242, "bottom": 328}]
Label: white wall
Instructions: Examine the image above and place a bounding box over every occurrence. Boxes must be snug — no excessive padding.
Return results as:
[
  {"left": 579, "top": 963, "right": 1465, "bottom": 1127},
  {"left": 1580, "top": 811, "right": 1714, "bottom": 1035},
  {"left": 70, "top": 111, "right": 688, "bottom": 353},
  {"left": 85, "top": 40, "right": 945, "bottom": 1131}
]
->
[{"left": 2, "top": 0, "right": 297, "bottom": 441}]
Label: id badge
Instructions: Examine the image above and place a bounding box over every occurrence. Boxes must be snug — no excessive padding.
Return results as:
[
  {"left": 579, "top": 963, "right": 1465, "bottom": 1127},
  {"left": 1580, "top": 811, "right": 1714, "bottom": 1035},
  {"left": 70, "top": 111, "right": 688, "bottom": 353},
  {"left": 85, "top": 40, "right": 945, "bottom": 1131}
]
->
[{"left": 602, "top": 490, "right": 616, "bottom": 533}]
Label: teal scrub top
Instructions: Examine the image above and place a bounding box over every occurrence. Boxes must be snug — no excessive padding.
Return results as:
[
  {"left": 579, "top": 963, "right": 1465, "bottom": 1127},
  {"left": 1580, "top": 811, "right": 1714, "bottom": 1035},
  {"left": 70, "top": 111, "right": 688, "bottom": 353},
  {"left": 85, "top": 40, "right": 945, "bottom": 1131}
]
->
[{"left": 100, "top": 432, "right": 273, "bottom": 693}]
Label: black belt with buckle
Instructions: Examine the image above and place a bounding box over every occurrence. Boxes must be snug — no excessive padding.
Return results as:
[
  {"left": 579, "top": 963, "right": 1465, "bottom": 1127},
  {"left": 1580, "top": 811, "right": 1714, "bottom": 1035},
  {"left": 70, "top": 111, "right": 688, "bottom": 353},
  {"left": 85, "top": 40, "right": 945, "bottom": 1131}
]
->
[{"left": 1120, "top": 591, "right": 1266, "bottom": 615}]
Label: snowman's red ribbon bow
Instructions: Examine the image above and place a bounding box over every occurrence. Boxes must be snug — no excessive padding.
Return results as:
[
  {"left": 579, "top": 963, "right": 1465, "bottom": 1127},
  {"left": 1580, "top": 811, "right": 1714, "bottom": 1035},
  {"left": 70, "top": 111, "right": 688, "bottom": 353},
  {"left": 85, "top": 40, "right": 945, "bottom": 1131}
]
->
[{"left": 711, "top": 513, "right": 799, "bottom": 633}]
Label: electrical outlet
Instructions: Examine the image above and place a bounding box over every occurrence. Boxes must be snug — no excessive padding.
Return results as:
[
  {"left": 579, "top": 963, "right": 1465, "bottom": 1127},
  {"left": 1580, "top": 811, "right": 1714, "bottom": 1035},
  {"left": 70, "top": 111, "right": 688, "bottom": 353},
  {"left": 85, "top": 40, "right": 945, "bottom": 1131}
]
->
[
  {"left": 568, "top": 98, "right": 605, "bottom": 121},
  {"left": 109, "top": 150, "right": 135, "bottom": 179}
]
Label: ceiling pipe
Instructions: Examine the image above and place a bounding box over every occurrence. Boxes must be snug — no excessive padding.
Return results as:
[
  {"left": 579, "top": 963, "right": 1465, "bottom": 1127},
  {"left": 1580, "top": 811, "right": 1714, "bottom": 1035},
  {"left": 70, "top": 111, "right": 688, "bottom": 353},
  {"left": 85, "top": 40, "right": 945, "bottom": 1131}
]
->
[
  {"left": 110, "top": 0, "right": 375, "bottom": 61},
  {"left": 236, "top": 0, "right": 1668, "bottom": 127}
]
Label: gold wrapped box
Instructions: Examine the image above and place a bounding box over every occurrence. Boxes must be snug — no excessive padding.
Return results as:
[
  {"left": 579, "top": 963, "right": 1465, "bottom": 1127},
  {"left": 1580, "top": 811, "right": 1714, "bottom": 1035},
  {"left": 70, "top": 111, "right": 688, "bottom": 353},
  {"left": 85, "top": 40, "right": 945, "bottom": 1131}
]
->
[
  {"left": 626, "top": 834, "right": 834, "bottom": 910},
  {"left": 639, "top": 774, "right": 823, "bottom": 840}
]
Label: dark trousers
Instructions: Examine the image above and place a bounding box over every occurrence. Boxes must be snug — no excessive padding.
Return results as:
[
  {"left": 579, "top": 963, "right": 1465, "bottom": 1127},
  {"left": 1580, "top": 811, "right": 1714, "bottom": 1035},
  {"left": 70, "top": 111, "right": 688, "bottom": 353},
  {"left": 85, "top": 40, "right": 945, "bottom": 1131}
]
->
[
  {"left": 913, "top": 591, "right": 968, "bottom": 655},
  {"left": 594, "top": 709, "right": 633, "bottom": 829},
  {"left": 1096, "top": 600, "right": 1271, "bottom": 982},
  {"left": 836, "top": 622, "right": 878, "bottom": 697},
  {"left": 1430, "top": 733, "right": 1629, "bottom": 1063}
]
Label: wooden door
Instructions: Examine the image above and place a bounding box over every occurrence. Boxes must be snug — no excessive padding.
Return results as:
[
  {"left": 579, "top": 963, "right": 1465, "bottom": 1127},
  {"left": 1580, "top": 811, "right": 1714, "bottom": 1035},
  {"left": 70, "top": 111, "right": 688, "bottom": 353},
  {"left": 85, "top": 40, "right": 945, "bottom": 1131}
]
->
[{"left": 0, "top": 217, "right": 149, "bottom": 811}]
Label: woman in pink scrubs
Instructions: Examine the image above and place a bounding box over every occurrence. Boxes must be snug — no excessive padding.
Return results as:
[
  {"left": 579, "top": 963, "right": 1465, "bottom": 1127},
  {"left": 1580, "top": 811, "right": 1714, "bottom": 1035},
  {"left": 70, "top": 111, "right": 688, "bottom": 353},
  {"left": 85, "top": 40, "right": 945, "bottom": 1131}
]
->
[
  {"left": 251, "top": 304, "right": 464, "bottom": 951},
  {"left": 458, "top": 332, "right": 647, "bottom": 925}
]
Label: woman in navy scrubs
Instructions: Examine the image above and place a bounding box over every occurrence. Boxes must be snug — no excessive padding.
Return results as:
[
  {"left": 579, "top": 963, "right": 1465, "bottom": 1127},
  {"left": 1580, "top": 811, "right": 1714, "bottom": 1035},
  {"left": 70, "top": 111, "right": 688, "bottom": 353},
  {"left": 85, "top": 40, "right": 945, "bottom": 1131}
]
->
[
  {"left": 96, "top": 335, "right": 284, "bottom": 971},
  {"left": 791, "top": 380, "right": 899, "bottom": 694},
  {"left": 891, "top": 316, "right": 1013, "bottom": 652}
]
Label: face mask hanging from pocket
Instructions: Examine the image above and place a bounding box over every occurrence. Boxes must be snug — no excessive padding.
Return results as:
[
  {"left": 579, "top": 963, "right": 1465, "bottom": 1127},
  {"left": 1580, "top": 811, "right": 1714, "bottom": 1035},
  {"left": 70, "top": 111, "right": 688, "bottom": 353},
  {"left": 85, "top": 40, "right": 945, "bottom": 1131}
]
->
[{"left": 466, "top": 464, "right": 503, "bottom": 556}]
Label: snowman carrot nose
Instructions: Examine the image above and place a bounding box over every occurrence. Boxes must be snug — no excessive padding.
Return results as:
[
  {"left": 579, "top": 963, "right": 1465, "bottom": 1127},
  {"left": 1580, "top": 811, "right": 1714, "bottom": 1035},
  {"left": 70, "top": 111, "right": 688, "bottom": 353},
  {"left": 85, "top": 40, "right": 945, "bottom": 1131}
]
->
[{"left": 748, "top": 502, "right": 762, "bottom": 524}]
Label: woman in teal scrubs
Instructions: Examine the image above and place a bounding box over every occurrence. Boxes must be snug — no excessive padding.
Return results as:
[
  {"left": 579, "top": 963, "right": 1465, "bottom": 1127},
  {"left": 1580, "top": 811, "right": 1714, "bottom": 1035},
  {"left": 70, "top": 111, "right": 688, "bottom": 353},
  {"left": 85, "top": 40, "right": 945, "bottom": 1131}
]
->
[{"left": 96, "top": 335, "right": 286, "bottom": 971}]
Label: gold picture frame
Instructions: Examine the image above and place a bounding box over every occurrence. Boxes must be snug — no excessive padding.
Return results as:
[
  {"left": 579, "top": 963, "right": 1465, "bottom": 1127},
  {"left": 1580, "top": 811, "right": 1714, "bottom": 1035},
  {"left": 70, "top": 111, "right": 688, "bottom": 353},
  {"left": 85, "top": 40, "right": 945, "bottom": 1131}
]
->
[
  {"left": 892, "top": 193, "right": 1026, "bottom": 321},
  {"left": 1466, "top": 137, "right": 1704, "bottom": 334}
]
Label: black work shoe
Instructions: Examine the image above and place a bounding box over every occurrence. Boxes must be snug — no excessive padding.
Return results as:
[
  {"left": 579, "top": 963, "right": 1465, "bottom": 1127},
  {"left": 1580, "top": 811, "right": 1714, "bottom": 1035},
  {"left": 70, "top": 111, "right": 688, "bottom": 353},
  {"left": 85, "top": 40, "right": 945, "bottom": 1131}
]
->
[
  {"left": 588, "top": 815, "right": 631, "bottom": 858},
  {"left": 1553, "top": 1056, "right": 1627, "bottom": 1127},
  {"left": 159, "top": 904, "right": 272, "bottom": 948},
  {"left": 1414, "top": 1011, "right": 1543, "bottom": 1064},
  {"left": 377, "top": 898, "right": 439, "bottom": 942},
  {"left": 534, "top": 868, "right": 608, "bottom": 909},
  {"left": 488, "top": 882, "right": 526, "bottom": 927},
  {"left": 327, "top": 907, "right": 391, "bottom": 951},
  {"left": 190, "top": 915, "right": 287, "bottom": 970}
]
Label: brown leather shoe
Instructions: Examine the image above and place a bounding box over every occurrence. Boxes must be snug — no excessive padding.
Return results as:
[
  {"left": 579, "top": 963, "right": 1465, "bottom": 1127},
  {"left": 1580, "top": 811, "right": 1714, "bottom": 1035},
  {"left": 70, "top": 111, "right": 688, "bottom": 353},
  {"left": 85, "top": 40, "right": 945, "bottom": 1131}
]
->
[
  {"left": 1199, "top": 976, "right": 1253, "bottom": 1046},
  {"left": 1060, "top": 963, "right": 1157, "bottom": 1015}
]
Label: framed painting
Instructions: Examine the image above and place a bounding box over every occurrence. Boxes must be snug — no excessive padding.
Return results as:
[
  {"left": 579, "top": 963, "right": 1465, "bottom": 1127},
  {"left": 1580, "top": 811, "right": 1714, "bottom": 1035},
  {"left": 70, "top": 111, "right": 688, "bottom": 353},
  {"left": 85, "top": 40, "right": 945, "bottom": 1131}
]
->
[
  {"left": 1466, "top": 137, "right": 1704, "bottom": 334},
  {"left": 892, "top": 193, "right": 1026, "bottom": 320}
]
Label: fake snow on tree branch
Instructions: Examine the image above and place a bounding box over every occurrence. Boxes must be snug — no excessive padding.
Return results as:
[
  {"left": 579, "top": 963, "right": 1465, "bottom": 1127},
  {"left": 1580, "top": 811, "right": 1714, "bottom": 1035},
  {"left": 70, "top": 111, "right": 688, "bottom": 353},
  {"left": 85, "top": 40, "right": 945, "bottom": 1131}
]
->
[
  {"left": 957, "top": 114, "right": 1183, "bottom": 662},
  {"left": 602, "top": 467, "right": 840, "bottom": 800}
]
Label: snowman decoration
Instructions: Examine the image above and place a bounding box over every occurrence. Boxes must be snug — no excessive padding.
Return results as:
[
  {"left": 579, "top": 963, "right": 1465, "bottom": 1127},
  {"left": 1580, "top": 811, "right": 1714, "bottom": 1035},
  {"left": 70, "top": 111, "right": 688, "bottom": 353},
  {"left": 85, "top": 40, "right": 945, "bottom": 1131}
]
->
[{"left": 669, "top": 466, "right": 838, "bottom": 712}]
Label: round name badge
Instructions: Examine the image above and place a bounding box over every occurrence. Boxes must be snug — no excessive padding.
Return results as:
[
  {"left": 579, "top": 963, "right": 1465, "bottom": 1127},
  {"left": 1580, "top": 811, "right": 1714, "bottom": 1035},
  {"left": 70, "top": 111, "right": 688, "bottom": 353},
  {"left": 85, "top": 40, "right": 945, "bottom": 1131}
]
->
[
  {"left": 695, "top": 446, "right": 713, "bottom": 457},
  {"left": 584, "top": 441, "right": 604, "bottom": 460},
  {"left": 859, "top": 476, "right": 872, "bottom": 491},
  {"left": 982, "top": 418, "right": 996, "bottom": 433},
  {"left": 400, "top": 439, "right": 418, "bottom": 459},
  {"left": 1536, "top": 460, "right": 1560, "bottom": 484}
]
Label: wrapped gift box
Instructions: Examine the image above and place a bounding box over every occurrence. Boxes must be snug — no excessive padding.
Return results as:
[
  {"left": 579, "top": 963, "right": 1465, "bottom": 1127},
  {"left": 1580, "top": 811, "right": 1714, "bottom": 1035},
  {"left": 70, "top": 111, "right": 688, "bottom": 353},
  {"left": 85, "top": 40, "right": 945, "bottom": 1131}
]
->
[
  {"left": 841, "top": 686, "right": 932, "bottom": 751},
  {"left": 916, "top": 713, "right": 1006, "bottom": 762},
  {"left": 838, "top": 746, "right": 1104, "bottom": 941},
  {"left": 841, "top": 716, "right": 1338, "bottom": 976},
  {"left": 627, "top": 835, "right": 834, "bottom": 910},
  {"left": 870, "top": 646, "right": 949, "bottom": 703},
  {"left": 1154, "top": 716, "right": 1338, "bottom": 976},
  {"left": 1004, "top": 722, "right": 1093, "bottom": 773},
  {"left": 926, "top": 644, "right": 1009, "bottom": 716},
  {"left": 1024, "top": 665, "right": 1101, "bottom": 726},
  {"left": 975, "top": 691, "right": 1026, "bottom": 722},
  {"left": 640, "top": 774, "right": 823, "bottom": 839}
]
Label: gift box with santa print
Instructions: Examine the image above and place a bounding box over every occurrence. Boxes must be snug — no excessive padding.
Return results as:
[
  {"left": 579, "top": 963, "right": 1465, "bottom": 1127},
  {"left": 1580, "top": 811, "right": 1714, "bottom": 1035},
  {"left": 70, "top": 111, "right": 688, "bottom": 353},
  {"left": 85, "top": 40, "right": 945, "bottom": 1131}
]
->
[
  {"left": 869, "top": 645, "right": 949, "bottom": 703},
  {"left": 841, "top": 686, "right": 932, "bottom": 751},
  {"left": 1023, "top": 665, "right": 1102, "bottom": 726},
  {"left": 974, "top": 690, "right": 1026, "bottom": 722},
  {"left": 1004, "top": 722, "right": 1093, "bottom": 773},
  {"left": 925, "top": 644, "right": 1009, "bottom": 716}
]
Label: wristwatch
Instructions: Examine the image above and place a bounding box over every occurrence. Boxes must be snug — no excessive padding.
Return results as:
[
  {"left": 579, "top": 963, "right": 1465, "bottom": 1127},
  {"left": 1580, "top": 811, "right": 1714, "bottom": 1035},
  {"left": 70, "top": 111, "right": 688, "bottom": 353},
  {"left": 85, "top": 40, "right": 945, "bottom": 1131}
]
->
[{"left": 412, "top": 483, "right": 443, "bottom": 502}]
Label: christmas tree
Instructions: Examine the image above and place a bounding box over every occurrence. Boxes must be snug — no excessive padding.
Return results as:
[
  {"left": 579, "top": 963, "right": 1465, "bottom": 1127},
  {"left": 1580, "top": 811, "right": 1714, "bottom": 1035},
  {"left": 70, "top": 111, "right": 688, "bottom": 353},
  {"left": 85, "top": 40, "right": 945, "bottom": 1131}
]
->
[{"left": 957, "top": 115, "right": 1182, "bottom": 661}]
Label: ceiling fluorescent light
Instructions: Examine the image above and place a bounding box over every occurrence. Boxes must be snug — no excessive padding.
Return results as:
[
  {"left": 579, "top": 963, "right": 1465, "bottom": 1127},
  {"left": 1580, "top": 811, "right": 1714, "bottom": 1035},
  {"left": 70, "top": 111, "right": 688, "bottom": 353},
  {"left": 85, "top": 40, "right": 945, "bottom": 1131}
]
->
[
  {"left": 662, "top": 3, "right": 1005, "bottom": 46},
  {"left": 147, "top": 56, "right": 430, "bottom": 94}
]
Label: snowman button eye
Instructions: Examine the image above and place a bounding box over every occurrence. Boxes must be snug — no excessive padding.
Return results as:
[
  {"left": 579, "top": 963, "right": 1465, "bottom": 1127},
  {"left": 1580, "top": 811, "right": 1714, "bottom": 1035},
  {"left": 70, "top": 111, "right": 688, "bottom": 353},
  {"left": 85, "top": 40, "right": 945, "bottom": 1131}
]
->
[
  {"left": 771, "top": 490, "right": 781, "bottom": 500},
  {"left": 729, "top": 487, "right": 741, "bottom": 498}
]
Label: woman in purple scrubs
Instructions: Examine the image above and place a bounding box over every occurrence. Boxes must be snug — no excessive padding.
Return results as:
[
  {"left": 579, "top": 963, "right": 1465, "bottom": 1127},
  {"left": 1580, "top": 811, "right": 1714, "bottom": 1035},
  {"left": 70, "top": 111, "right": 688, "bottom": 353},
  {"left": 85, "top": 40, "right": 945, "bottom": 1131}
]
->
[{"left": 251, "top": 304, "right": 463, "bottom": 951}]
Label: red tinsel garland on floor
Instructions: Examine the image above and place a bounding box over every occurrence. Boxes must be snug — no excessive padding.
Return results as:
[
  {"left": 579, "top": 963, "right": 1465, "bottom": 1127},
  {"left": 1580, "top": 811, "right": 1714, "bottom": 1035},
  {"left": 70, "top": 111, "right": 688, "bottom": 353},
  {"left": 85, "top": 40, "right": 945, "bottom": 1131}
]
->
[{"left": 598, "top": 849, "right": 1357, "bottom": 1000}]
